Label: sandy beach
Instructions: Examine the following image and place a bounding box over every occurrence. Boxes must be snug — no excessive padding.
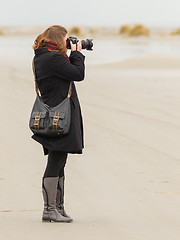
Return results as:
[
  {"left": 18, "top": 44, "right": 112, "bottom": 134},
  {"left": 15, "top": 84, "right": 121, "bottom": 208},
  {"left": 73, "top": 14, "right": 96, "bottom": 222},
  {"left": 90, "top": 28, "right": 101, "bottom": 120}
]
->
[{"left": 1, "top": 39, "right": 180, "bottom": 239}]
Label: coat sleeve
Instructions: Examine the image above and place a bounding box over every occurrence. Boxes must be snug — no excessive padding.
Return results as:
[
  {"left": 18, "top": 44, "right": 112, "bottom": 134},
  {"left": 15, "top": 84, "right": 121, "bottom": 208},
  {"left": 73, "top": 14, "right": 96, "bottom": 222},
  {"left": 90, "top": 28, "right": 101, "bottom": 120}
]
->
[{"left": 52, "top": 51, "right": 85, "bottom": 82}]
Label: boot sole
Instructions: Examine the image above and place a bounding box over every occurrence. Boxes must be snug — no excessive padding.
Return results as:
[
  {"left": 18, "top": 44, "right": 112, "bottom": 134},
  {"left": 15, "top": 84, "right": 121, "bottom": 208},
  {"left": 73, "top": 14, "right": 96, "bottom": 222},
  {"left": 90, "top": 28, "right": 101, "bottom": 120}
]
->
[{"left": 42, "top": 218, "right": 72, "bottom": 223}]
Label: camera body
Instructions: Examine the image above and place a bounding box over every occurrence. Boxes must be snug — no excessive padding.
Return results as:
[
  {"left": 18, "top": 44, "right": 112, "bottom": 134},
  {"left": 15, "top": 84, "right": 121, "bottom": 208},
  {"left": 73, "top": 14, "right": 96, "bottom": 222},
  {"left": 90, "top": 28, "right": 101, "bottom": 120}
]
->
[{"left": 66, "top": 36, "right": 93, "bottom": 51}]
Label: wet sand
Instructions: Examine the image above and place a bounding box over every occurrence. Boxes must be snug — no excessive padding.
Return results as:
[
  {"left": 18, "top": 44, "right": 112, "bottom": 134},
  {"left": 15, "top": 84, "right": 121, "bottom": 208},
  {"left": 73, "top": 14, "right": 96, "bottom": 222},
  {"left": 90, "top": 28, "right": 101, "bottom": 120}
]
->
[{"left": 0, "top": 53, "right": 180, "bottom": 239}]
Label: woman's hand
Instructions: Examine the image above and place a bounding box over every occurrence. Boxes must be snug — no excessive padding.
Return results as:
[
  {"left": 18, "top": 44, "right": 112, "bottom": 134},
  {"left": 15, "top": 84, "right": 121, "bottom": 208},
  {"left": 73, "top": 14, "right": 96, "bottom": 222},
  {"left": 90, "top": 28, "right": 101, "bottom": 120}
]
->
[{"left": 70, "top": 40, "right": 82, "bottom": 52}]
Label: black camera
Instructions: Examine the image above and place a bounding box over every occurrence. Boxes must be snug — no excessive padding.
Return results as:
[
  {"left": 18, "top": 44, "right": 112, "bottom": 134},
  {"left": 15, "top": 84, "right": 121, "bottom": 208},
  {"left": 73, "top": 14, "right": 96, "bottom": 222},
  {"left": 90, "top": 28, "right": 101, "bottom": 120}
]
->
[{"left": 66, "top": 36, "right": 93, "bottom": 51}]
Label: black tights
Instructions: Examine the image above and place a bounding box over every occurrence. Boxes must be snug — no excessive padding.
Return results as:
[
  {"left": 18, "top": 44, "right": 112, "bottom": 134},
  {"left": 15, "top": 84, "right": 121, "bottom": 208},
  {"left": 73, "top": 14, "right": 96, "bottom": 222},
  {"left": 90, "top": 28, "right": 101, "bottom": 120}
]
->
[{"left": 43, "top": 150, "right": 68, "bottom": 178}]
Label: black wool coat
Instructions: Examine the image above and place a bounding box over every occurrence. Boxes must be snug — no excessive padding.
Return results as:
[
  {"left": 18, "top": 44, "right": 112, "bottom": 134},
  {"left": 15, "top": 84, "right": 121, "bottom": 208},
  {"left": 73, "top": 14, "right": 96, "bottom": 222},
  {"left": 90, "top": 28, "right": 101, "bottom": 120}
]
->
[{"left": 31, "top": 48, "right": 85, "bottom": 155}]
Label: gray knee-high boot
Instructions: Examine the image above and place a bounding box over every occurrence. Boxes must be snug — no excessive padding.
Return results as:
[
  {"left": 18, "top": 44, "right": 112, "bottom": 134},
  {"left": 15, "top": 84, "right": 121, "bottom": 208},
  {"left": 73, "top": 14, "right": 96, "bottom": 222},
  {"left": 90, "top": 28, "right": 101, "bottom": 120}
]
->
[
  {"left": 42, "top": 177, "right": 72, "bottom": 222},
  {"left": 56, "top": 176, "right": 73, "bottom": 222}
]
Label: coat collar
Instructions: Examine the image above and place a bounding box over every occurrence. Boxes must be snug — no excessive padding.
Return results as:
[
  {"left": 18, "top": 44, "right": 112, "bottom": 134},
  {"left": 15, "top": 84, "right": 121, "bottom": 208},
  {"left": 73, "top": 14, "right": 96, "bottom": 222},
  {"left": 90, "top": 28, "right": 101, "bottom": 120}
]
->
[
  {"left": 34, "top": 44, "right": 58, "bottom": 55},
  {"left": 34, "top": 48, "right": 50, "bottom": 55}
]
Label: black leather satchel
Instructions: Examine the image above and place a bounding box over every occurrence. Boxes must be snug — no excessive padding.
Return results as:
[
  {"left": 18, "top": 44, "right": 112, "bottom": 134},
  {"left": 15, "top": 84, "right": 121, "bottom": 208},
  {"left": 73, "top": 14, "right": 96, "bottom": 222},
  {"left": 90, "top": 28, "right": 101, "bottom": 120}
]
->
[{"left": 29, "top": 59, "right": 72, "bottom": 137}]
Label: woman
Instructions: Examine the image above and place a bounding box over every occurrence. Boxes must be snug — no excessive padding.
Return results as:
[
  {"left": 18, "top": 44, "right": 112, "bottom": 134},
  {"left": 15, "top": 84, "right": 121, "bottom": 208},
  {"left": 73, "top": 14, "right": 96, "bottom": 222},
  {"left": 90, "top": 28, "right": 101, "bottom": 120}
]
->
[{"left": 31, "top": 25, "right": 85, "bottom": 223}]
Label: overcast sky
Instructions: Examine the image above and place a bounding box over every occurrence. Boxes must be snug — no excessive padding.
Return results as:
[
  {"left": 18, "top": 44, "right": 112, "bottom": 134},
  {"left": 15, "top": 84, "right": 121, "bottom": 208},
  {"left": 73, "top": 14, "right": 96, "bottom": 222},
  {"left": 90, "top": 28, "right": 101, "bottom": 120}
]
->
[{"left": 1, "top": 0, "right": 180, "bottom": 27}]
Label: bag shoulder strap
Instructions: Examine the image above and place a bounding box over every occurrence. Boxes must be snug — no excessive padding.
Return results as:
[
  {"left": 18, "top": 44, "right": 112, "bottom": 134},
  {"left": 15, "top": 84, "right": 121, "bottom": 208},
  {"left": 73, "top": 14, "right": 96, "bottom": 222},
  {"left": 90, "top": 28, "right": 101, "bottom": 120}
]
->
[
  {"left": 32, "top": 57, "right": 40, "bottom": 96},
  {"left": 67, "top": 81, "right": 72, "bottom": 98},
  {"left": 32, "top": 58, "right": 72, "bottom": 98}
]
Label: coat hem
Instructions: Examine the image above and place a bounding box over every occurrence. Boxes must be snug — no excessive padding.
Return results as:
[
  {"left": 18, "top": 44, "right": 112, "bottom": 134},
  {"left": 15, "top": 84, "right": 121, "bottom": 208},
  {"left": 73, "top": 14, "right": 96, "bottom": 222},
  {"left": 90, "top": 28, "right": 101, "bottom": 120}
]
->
[{"left": 31, "top": 135, "right": 84, "bottom": 156}]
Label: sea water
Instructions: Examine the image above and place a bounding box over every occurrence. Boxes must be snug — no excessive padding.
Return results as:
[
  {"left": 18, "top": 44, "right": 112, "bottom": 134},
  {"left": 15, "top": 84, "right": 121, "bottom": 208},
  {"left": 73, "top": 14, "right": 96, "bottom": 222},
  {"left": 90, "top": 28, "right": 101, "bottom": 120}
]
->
[{"left": 1, "top": 35, "right": 180, "bottom": 65}]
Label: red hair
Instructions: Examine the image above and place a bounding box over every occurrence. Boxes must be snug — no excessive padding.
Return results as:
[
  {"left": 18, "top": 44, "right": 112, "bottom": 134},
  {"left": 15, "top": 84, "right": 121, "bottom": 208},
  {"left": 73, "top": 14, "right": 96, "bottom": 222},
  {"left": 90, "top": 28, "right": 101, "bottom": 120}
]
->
[{"left": 33, "top": 25, "right": 68, "bottom": 55}]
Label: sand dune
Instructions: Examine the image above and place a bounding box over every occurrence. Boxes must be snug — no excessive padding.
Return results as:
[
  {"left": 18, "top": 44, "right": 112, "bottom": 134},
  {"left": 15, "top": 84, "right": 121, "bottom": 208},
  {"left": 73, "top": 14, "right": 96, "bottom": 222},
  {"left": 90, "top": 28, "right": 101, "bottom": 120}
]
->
[{"left": 0, "top": 52, "right": 180, "bottom": 239}]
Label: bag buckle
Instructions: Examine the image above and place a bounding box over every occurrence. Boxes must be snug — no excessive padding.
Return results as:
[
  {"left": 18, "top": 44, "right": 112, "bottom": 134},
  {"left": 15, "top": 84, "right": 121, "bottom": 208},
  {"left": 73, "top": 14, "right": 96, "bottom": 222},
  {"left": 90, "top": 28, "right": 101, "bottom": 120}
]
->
[
  {"left": 34, "top": 112, "right": 42, "bottom": 129},
  {"left": 34, "top": 116, "right": 40, "bottom": 125},
  {"left": 53, "top": 116, "right": 59, "bottom": 125},
  {"left": 53, "top": 112, "right": 60, "bottom": 130}
]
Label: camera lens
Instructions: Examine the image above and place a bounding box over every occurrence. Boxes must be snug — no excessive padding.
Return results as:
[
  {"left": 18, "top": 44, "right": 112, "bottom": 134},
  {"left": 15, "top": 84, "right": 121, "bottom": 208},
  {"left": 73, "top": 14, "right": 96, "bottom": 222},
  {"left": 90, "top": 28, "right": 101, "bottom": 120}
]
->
[
  {"left": 81, "top": 39, "right": 93, "bottom": 51},
  {"left": 66, "top": 37, "right": 93, "bottom": 51}
]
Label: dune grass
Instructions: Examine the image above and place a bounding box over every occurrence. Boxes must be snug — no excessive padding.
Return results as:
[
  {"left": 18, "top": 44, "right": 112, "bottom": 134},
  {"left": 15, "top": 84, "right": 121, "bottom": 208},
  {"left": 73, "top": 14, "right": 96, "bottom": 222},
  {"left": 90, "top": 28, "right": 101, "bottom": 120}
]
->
[
  {"left": 171, "top": 28, "right": 180, "bottom": 36},
  {"left": 0, "top": 28, "right": 4, "bottom": 35},
  {"left": 129, "top": 24, "right": 150, "bottom": 36},
  {"left": 119, "top": 24, "right": 150, "bottom": 37},
  {"left": 119, "top": 25, "right": 131, "bottom": 35},
  {"left": 68, "top": 26, "right": 83, "bottom": 36},
  {"left": 89, "top": 28, "right": 99, "bottom": 36}
]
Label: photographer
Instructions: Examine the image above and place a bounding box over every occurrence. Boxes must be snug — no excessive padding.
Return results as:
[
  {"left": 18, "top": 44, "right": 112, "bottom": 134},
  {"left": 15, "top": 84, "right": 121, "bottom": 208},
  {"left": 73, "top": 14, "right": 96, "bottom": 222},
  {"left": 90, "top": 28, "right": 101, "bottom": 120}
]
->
[{"left": 31, "top": 25, "right": 85, "bottom": 223}]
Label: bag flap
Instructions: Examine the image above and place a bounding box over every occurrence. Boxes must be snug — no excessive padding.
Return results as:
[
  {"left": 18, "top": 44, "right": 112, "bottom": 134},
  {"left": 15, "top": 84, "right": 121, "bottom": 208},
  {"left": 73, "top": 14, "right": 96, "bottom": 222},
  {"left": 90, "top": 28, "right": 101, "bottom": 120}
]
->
[
  {"left": 31, "top": 111, "right": 47, "bottom": 118},
  {"left": 49, "top": 111, "right": 65, "bottom": 119}
]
